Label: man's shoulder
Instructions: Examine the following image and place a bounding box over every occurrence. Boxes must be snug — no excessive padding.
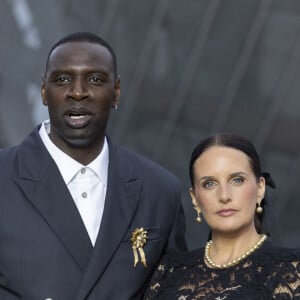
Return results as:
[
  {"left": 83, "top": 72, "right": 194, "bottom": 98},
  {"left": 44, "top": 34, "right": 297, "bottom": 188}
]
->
[
  {"left": 0, "top": 128, "right": 43, "bottom": 166},
  {"left": 0, "top": 144, "right": 18, "bottom": 160},
  {"left": 112, "top": 143, "right": 180, "bottom": 184}
]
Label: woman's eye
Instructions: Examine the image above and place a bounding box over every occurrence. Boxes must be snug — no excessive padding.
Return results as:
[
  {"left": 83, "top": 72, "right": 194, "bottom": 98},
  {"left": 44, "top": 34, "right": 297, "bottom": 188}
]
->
[
  {"left": 231, "top": 177, "right": 244, "bottom": 185},
  {"left": 202, "top": 181, "right": 216, "bottom": 189}
]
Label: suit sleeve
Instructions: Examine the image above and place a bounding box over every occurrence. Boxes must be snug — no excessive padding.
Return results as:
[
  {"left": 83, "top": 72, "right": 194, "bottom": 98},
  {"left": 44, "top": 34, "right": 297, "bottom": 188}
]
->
[{"left": 164, "top": 188, "right": 187, "bottom": 253}]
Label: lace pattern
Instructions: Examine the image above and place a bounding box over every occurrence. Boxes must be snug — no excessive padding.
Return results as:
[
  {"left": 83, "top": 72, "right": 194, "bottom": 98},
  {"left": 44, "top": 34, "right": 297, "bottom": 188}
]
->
[{"left": 144, "top": 241, "right": 300, "bottom": 299}]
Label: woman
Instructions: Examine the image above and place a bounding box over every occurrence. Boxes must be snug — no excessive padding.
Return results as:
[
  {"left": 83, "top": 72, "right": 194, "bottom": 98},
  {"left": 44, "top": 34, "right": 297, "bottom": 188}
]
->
[{"left": 144, "top": 134, "right": 300, "bottom": 299}]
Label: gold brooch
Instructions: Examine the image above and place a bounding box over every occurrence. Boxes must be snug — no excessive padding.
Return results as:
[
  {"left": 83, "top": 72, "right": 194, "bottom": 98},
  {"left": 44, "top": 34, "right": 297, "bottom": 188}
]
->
[{"left": 131, "top": 228, "right": 148, "bottom": 267}]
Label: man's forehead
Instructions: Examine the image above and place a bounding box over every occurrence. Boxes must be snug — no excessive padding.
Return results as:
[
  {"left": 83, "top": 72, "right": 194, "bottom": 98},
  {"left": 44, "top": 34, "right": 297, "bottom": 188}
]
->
[{"left": 48, "top": 42, "right": 113, "bottom": 70}]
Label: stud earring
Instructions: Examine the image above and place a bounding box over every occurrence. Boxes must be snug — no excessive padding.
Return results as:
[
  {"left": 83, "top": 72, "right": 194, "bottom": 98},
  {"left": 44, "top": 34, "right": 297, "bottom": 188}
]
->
[
  {"left": 113, "top": 104, "right": 118, "bottom": 110},
  {"left": 256, "top": 203, "right": 263, "bottom": 214},
  {"left": 194, "top": 206, "right": 202, "bottom": 223}
]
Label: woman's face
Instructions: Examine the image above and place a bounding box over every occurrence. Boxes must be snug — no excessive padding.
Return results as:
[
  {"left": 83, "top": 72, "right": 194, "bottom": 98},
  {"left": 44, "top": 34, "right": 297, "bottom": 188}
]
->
[{"left": 190, "top": 146, "right": 265, "bottom": 236}]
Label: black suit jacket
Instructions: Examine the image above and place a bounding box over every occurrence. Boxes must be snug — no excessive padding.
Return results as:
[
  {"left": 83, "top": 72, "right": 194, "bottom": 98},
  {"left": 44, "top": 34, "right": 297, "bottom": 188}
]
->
[{"left": 0, "top": 127, "right": 186, "bottom": 300}]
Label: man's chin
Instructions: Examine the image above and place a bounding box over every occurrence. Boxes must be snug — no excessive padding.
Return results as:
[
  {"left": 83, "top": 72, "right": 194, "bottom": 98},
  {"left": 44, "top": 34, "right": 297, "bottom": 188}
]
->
[
  {"left": 50, "top": 124, "right": 105, "bottom": 149},
  {"left": 64, "top": 136, "right": 96, "bottom": 148}
]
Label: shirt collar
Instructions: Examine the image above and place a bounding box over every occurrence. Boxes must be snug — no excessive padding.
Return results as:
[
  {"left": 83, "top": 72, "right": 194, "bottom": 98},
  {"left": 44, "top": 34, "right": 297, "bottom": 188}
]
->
[{"left": 39, "top": 120, "right": 109, "bottom": 186}]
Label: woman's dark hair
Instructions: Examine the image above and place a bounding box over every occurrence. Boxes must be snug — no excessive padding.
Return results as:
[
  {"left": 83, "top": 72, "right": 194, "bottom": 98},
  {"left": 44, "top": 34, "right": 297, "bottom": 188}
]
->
[{"left": 189, "top": 133, "right": 267, "bottom": 234}]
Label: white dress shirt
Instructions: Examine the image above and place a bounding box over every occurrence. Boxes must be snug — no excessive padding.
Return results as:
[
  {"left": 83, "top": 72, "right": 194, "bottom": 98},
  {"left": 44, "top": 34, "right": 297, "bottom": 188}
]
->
[{"left": 39, "top": 120, "right": 109, "bottom": 246}]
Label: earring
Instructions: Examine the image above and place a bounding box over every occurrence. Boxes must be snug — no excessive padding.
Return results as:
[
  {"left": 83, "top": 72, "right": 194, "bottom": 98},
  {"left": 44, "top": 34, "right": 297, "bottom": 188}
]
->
[
  {"left": 193, "top": 206, "right": 202, "bottom": 223},
  {"left": 256, "top": 203, "right": 263, "bottom": 214},
  {"left": 113, "top": 104, "right": 118, "bottom": 110}
]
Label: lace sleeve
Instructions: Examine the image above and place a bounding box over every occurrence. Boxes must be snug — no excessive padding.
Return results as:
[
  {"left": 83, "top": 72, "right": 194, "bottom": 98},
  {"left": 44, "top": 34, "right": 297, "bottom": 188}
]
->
[
  {"left": 143, "top": 261, "right": 167, "bottom": 299},
  {"left": 272, "top": 259, "right": 300, "bottom": 299}
]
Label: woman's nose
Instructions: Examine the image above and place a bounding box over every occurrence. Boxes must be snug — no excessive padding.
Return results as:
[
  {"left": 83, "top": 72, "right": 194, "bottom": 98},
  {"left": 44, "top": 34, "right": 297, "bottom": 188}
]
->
[{"left": 218, "top": 184, "right": 231, "bottom": 203}]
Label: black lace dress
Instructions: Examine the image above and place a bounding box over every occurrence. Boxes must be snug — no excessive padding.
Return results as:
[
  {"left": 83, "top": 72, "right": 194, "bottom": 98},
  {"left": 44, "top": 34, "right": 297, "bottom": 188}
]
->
[{"left": 144, "top": 241, "right": 300, "bottom": 299}]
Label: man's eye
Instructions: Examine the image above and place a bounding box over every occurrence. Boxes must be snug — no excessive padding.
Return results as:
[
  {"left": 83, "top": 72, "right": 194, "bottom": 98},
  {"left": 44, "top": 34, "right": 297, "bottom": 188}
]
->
[
  {"left": 89, "top": 76, "right": 104, "bottom": 84},
  {"left": 55, "top": 76, "right": 70, "bottom": 84}
]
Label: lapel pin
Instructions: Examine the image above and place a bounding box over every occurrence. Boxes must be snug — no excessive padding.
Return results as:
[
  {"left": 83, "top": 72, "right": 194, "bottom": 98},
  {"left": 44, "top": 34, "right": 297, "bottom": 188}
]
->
[{"left": 131, "top": 227, "right": 148, "bottom": 267}]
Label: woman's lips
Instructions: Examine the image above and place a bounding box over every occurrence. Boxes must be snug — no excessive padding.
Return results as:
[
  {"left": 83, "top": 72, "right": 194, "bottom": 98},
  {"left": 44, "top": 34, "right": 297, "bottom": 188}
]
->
[
  {"left": 64, "top": 114, "right": 93, "bottom": 128},
  {"left": 216, "top": 209, "right": 237, "bottom": 217}
]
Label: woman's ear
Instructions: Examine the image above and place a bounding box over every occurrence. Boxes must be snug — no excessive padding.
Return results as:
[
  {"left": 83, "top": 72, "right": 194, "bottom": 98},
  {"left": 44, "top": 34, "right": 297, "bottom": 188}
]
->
[
  {"left": 257, "top": 176, "right": 266, "bottom": 202},
  {"left": 189, "top": 188, "right": 199, "bottom": 208}
]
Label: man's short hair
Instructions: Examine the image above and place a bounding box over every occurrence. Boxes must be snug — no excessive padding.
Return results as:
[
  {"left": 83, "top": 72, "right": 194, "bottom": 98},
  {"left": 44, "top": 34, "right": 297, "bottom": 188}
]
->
[{"left": 45, "top": 32, "right": 118, "bottom": 77}]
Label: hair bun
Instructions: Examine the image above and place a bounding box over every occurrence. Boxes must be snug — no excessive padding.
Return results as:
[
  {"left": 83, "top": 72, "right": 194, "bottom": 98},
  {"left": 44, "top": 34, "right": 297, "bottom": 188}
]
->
[{"left": 262, "top": 172, "right": 276, "bottom": 189}]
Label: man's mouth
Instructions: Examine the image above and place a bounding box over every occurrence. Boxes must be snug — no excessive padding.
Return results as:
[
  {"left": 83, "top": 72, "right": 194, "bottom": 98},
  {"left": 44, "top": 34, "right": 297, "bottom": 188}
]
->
[{"left": 64, "top": 110, "right": 93, "bottom": 128}]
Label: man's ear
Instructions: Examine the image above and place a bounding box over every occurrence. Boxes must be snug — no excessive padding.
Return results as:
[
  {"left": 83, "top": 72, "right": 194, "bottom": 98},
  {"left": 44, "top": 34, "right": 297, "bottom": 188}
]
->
[
  {"left": 112, "top": 75, "right": 121, "bottom": 107},
  {"left": 41, "top": 75, "right": 48, "bottom": 106}
]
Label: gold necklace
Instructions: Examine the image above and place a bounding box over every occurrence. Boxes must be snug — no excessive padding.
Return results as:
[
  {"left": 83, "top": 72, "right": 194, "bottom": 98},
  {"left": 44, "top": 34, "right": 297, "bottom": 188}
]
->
[{"left": 204, "top": 234, "right": 267, "bottom": 269}]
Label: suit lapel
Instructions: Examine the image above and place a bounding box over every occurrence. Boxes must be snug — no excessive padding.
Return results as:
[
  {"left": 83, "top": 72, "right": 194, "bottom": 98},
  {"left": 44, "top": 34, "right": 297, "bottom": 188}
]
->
[
  {"left": 76, "top": 141, "right": 142, "bottom": 299},
  {"left": 15, "top": 128, "right": 93, "bottom": 271},
  {"left": 15, "top": 129, "right": 142, "bottom": 298}
]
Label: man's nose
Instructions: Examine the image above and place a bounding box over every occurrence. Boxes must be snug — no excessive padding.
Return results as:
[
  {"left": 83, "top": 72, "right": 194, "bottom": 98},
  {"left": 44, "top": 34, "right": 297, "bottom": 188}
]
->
[{"left": 69, "top": 79, "right": 89, "bottom": 100}]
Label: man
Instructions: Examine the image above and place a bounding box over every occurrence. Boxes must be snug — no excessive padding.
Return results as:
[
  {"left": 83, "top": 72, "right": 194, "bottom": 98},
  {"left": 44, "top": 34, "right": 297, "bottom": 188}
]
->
[{"left": 0, "top": 32, "right": 186, "bottom": 299}]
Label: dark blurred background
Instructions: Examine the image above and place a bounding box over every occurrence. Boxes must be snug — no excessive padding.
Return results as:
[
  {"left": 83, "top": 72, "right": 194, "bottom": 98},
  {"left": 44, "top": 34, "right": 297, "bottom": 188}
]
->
[{"left": 1, "top": 0, "right": 300, "bottom": 250}]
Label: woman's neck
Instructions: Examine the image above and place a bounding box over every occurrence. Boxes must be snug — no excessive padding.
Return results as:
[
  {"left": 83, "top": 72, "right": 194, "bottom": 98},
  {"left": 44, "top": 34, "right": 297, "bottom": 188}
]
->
[{"left": 209, "top": 229, "right": 262, "bottom": 266}]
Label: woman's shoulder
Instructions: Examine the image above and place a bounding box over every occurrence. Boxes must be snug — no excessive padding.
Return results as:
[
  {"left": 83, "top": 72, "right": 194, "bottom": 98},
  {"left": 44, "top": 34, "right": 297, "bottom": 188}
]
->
[
  {"left": 257, "top": 240, "right": 300, "bottom": 265},
  {"left": 159, "top": 240, "right": 300, "bottom": 272},
  {"left": 160, "top": 247, "right": 205, "bottom": 268}
]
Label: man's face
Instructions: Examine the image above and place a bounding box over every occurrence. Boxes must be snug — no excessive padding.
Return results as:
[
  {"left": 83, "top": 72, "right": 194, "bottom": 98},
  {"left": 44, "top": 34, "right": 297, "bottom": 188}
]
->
[{"left": 41, "top": 41, "right": 120, "bottom": 150}]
